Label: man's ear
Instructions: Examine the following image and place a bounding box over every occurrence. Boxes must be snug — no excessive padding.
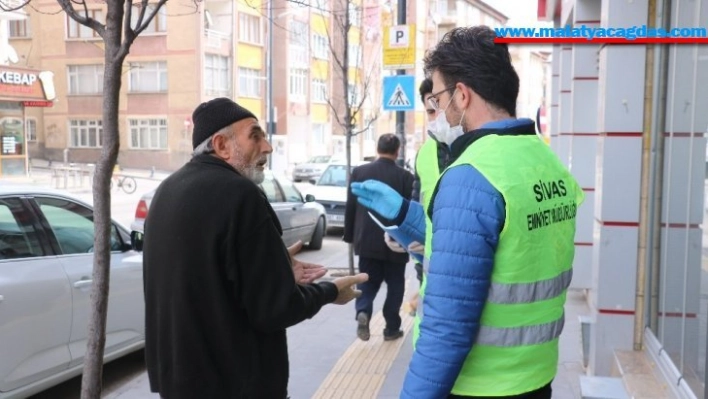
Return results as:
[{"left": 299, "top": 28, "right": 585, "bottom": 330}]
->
[
  {"left": 456, "top": 82, "right": 474, "bottom": 110},
  {"left": 211, "top": 134, "right": 230, "bottom": 159}
]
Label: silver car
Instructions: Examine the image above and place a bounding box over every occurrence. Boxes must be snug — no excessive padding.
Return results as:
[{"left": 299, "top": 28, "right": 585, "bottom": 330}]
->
[
  {"left": 0, "top": 185, "right": 143, "bottom": 399},
  {"left": 291, "top": 155, "right": 339, "bottom": 182},
  {"left": 132, "top": 171, "right": 327, "bottom": 250}
]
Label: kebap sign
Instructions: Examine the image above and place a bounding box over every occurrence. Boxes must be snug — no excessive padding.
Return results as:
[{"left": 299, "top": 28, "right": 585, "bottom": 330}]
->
[{"left": 0, "top": 66, "right": 56, "bottom": 104}]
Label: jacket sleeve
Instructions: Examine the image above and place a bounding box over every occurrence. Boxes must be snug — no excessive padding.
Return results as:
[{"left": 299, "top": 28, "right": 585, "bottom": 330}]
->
[
  {"left": 343, "top": 167, "right": 358, "bottom": 243},
  {"left": 411, "top": 152, "right": 421, "bottom": 202},
  {"left": 393, "top": 200, "right": 426, "bottom": 244},
  {"left": 231, "top": 186, "right": 339, "bottom": 332},
  {"left": 401, "top": 165, "right": 505, "bottom": 399}
]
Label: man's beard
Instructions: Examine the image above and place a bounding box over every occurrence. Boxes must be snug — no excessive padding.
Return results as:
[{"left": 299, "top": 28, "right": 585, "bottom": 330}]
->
[{"left": 229, "top": 144, "right": 266, "bottom": 184}]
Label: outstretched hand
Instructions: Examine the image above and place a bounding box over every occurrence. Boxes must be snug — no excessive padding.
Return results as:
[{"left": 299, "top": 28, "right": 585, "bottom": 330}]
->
[
  {"left": 288, "top": 240, "right": 327, "bottom": 284},
  {"left": 350, "top": 180, "right": 403, "bottom": 221}
]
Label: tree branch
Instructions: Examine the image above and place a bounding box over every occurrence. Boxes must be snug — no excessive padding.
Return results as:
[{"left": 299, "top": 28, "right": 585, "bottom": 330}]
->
[
  {"left": 118, "top": 0, "right": 168, "bottom": 59},
  {"left": 57, "top": 0, "right": 106, "bottom": 38}
]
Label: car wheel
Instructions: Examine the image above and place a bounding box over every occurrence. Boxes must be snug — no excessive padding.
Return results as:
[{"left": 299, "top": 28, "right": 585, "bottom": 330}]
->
[{"left": 307, "top": 217, "right": 325, "bottom": 250}]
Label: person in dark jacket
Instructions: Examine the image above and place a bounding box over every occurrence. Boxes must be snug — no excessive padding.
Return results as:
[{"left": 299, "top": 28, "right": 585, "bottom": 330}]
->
[
  {"left": 143, "top": 97, "right": 368, "bottom": 399},
  {"left": 343, "top": 133, "right": 414, "bottom": 342}
]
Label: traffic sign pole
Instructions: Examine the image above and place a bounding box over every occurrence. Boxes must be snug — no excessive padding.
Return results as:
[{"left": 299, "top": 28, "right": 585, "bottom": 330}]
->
[{"left": 395, "top": 0, "right": 406, "bottom": 168}]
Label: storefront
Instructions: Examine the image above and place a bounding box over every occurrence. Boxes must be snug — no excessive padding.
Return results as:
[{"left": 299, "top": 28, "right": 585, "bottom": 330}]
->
[{"left": 0, "top": 66, "right": 55, "bottom": 177}]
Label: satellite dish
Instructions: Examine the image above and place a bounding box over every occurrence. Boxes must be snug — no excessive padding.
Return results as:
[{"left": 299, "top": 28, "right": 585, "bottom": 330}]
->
[{"left": 6, "top": 45, "right": 18, "bottom": 64}]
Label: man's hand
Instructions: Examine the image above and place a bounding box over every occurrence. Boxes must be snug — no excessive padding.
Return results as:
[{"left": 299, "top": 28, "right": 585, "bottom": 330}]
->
[
  {"left": 384, "top": 232, "right": 407, "bottom": 253},
  {"left": 288, "top": 240, "right": 327, "bottom": 284},
  {"left": 287, "top": 240, "right": 303, "bottom": 257},
  {"left": 292, "top": 259, "right": 327, "bottom": 284},
  {"left": 407, "top": 241, "right": 424, "bottom": 255},
  {"left": 350, "top": 180, "right": 403, "bottom": 220},
  {"left": 331, "top": 273, "right": 369, "bottom": 305}
]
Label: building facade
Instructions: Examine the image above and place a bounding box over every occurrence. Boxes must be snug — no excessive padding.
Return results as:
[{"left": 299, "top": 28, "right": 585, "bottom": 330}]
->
[{"left": 540, "top": 0, "right": 708, "bottom": 397}]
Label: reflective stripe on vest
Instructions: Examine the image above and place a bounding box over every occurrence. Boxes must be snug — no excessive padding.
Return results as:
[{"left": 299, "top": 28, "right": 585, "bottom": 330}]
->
[
  {"left": 476, "top": 312, "right": 565, "bottom": 347},
  {"left": 419, "top": 258, "right": 566, "bottom": 347}
]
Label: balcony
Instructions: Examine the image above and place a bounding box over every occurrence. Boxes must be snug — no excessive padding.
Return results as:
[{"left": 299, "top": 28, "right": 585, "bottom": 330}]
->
[{"left": 204, "top": 29, "right": 230, "bottom": 49}]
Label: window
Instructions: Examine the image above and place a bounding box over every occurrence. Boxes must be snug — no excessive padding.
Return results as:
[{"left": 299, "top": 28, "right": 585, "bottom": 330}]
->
[
  {"left": 348, "top": 3, "right": 361, "bottom": 26},
  {"left": 205, "top": 55, "right": 230, "bottom": 97},
  {"left": 318, "top": 165, "right": 348, "bottom": 187},
  {"left": 0, "top": 198, "right": 44, "bottom": 260},
  {"left": 259, "top": 175, "right": 284, "bottom": 202},
  {"left": 313, "top": 34, "right": 329, "bottom": 59},
  {"left": 364, "top": 117, "right": 375, "bottom": 141},
  {"left": 239, "top": 13, "right": 261, "bottom": 44},
  {"left": 348, "top": 44, "right": 361, "bottom": 67},
  {"left": 35, "top": 197, "right": 122, "bottom": 255},
  {"left": 25, "top": 119, "right": 36, "bottom": 142},
  {"left": 312, "top": 79, "right": 327, "bottom": 103},
  {"left": 312, "top": 123, "right": 326, "bottom": 145},
  {"left": 129, "top": 61, "right": 167, "bottom": 93},
  {"left": 129, "top": 119, "right": 168, "bottom": 150},
  {"left": 290, "top": 20, "right": 308, "bottom": 47},
  {"left": 289, "top": 68, "right": 307, "bottom": 99},
  {"left": 279, "top": 179, "right": 303, "bottom": 203},
  {"left": 289, "top": 20, "right": 309, "bottom": 66},
  {"left": 238, "top": 67, "right": 261, "bottom": 98},
  {"left": 9, "top": 19, "right": 30, "bottom": 38},
  {"left": 69, "top": 120, "right": 102, "bottom": 148},
  {"left": 67, "top": 11, "right": 103, "bottom": 39},
  {"left": 131, "top": 4, "right": 167, "bottom": 33},
  {"left": 348, "top": 83, "right": 359, "bottom": 106},
  {"left": 68, "top": 65, "right": 104, "bottom": 95}
]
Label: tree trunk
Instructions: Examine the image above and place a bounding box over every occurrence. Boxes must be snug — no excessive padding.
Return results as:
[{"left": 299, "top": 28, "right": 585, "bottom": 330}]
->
[{"left": 80, "top": 8, "right": 125, "bottom": 398}]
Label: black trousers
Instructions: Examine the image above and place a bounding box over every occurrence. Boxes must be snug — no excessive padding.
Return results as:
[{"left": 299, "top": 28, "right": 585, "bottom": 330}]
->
[
  {"left": 354, "top": 257, "right": 406, "bottom": 332},
  {"left": 449, "top": 381, "right": 552, "bottom": 399}
]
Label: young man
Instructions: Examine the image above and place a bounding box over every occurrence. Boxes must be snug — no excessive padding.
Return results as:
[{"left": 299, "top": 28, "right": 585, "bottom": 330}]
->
[
  {"left": 344, "top": 133, "right": 414, "bottom": 342},
  {"left": 351, "top": 27, "right": 584, "bottom": 398},
  {"left": 143, "top": 98, "right": 367, "bottom": 399}
]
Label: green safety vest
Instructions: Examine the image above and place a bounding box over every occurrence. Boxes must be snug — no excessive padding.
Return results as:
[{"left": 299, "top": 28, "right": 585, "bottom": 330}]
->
[
  {"left": 414, "top": 133, "right": 584, "bottom": 396},
  {"left": 415, "top": 138, "right": 441, "bottom": 211},
  {"left": 411, "top": 138, "right": 441, "bottom": 343}
]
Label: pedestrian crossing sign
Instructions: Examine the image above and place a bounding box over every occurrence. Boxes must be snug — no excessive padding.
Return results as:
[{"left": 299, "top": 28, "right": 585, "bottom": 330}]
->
[{"left": 383, "top": 75, "right": 415, "bottom": 111}]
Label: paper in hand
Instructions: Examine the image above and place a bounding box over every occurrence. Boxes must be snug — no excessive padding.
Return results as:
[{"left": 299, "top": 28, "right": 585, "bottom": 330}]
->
[{"left": 368, "top": 212, "right": 424, "bottom": 263}]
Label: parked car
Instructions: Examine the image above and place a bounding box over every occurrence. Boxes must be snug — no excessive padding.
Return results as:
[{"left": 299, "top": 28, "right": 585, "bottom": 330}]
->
[
  {"left": 300, "top": 161, "right": 368, "bottom": 231},
  {"left": 291, "top": 155, "right": 342, "bottom": 182},
  {"left": 0, "top": 185, "right": 143, "bottom": 399},
  {"left": 132, "top": 171, "right": 327, "bottom": 250}
]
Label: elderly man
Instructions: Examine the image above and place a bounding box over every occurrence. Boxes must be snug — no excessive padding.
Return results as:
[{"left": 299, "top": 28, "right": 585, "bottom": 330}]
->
[{"left": 143, "top": 98, "right": 368, "bottom": 399}]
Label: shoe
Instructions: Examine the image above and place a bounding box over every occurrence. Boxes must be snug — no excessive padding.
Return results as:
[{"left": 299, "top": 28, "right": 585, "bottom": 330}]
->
[
  {"left": 357, "top": 313, "right": 370, "bottom": 341},
  {"left": 383, "top": 329, "right": 404, "bottom": 341}
]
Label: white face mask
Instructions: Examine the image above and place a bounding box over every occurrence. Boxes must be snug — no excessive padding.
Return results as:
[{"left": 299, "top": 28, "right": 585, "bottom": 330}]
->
[{"left": 430, "top": 89, "right": 466, "bottom": 146}]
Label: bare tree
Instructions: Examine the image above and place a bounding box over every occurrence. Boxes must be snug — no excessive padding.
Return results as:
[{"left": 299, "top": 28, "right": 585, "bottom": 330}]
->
[
  {"left": 320, "top": 0, "right": 381, "bottom": 275},
  {"left": 4, "top": 0, "right": 172, "bottom": 396}
]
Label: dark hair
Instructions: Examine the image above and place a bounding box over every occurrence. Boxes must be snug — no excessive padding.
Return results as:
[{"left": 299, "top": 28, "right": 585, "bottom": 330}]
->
[
  {"left": 377, "top": 133, "right": 400, "bottom": 155},
  {"left": 423, "top": 26, "right": 519, "bottom": 116},
  {"left": 419, "top": 78, "right": 433, "bottom": 104}
]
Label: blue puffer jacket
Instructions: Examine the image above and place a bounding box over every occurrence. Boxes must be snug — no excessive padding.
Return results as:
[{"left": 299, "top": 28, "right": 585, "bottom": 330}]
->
[{"left": 394, "top": 118, "right": 535, "bottom": 399}]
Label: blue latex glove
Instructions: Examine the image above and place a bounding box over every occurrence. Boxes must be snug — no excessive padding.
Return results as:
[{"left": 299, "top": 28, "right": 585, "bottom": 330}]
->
[{"left": 350, "top": 180, "right": 403, "bottom": 220}]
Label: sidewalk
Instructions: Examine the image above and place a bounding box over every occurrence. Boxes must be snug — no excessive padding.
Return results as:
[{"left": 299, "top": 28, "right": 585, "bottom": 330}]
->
[
  {"left": 1, "top": 158, "right": 172, "bottom": 194},
  {"left": 103, "top": 264, "right": 589, "bottom": 399}
]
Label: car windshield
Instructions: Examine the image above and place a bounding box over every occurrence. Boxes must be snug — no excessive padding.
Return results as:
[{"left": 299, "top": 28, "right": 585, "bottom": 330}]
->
[
  {"left": 308, "top": 155, "right": 331, "bottom": 164},
  {"left": 317, "top": 165, "right": 348, "bottom": 187}
]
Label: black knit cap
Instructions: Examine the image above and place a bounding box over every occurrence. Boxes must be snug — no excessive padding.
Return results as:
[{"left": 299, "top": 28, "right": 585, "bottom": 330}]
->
[{"left": 191, "top": 97, "right": 258, "bottom": 149}]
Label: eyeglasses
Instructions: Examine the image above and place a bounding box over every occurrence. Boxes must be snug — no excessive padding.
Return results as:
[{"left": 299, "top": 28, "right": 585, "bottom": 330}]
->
[{"left": 427, "top": 85, "right": 456, "bottom": 111}]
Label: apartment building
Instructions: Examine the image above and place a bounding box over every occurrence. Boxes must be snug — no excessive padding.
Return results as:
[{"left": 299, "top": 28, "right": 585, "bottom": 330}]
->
[{"left": 10, "top": 0, "right": 380, "bottom": 174}]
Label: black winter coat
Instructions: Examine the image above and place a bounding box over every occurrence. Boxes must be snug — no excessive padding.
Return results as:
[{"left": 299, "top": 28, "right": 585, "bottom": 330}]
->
[{"left": 143, "top": 155, "right": 338, "bottom": 399}]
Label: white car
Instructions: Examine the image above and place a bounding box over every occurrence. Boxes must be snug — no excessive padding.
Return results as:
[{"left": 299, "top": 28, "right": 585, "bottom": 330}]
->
[
  {"left": 0, "top": 185, "right": 143, "bottom": 399},
  {"left": 133, "top": 171, "right": 328, "bottom": 249},
  {"left": 300, "top": 161, "right": 367, "bottom": 230}
]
